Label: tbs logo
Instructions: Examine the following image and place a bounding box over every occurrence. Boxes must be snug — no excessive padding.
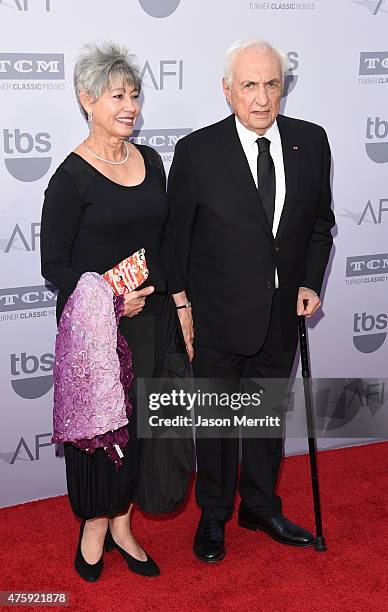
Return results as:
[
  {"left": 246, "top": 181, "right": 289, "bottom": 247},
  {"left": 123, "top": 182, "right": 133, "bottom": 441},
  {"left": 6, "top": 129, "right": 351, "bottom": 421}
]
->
[
  {"left": 365, "top": 117, "right": 388, "bottom": 163},
  {"left": 10, "top": 352, "right": 54, "bottom": 399},
  {"left": 353, "top": 312, "right": 387, "bottom": 353},
  {"left": 3, "top": 129, "right": 52, "bottom": 182},
  {"left": 282, "top": 51, "right": 299, "bottom": 98},
  {"left": 138, "top": 0, "right": 181, "bottom": 18}
]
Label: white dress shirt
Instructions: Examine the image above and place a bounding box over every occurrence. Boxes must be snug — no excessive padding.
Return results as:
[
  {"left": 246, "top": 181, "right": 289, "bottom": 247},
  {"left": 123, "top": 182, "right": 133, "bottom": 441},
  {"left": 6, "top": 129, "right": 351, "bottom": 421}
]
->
[
  {"left": 235, "top": 116, "right": 286, "bottom": 237},
  {"left": 235, "top": 116, "right": 286, "bottom": 287}
]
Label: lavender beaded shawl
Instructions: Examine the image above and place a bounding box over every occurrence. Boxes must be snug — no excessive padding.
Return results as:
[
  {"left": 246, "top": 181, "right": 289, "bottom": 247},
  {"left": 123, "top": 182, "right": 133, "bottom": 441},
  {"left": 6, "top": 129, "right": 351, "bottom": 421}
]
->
[{"left": 52, "top": 272, "right": 133, "bottom": 467}]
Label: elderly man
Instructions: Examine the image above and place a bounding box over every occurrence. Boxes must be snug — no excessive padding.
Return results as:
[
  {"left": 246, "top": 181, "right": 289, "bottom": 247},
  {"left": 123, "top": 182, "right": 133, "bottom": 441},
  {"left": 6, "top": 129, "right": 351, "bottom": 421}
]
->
[{"left": 168, "top": 38, "right": 335, "bottom": 562}]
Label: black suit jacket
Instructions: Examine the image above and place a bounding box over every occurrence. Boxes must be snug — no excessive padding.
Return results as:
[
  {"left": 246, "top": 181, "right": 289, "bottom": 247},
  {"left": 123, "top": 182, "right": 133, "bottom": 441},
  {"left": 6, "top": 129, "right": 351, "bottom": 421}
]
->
[{"left": 167, "top": 114, "right": 335, "bottom": 354}]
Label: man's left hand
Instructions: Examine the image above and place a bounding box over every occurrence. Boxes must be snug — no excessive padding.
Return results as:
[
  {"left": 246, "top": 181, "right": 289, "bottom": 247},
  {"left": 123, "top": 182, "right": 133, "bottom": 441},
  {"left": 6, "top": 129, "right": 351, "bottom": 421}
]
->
[{"left": 297, "top": 287, "right": 321, "bottom": 317}]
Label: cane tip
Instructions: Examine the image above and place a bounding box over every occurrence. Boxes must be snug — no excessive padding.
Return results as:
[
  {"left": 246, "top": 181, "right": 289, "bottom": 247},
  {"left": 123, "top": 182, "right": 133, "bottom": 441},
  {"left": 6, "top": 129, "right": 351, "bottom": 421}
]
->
[{"left": 314, "top": 536, "right": 327, "bottom": 552}]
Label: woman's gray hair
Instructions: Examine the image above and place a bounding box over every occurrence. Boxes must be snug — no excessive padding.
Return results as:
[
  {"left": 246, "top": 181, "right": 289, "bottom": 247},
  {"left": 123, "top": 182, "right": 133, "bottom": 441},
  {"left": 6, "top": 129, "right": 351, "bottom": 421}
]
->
[
  {"left": 74, "top": 41, "right": 141, "bottom": 120},
  {"left": 224, "top": 38, "right": 289, "bottom": 86}
]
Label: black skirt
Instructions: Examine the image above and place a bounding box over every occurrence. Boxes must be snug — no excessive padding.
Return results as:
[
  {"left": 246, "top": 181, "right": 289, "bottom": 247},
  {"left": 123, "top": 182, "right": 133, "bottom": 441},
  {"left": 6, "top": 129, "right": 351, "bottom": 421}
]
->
[{"left": 64, "top": 298, "right": 192, "bottom": 519}]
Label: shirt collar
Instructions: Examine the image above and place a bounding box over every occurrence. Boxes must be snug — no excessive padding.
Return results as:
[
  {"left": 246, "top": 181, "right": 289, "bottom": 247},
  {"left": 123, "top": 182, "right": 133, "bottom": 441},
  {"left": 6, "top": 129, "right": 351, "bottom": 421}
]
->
[{"left": 235, "top": 115, "right": 281, "bottom": 149}]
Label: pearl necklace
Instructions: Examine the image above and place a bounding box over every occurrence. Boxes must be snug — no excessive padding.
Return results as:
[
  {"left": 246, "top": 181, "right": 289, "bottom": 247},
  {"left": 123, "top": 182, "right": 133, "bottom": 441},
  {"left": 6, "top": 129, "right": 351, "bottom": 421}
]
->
[{"left": 83, "top": 140, "right": 129, "bottom": 165}]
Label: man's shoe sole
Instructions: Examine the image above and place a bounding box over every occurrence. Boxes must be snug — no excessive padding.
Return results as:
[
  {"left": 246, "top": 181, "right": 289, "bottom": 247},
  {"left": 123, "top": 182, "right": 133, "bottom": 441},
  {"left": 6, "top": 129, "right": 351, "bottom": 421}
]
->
[
  {"left": 193, "top": 548, "right": 226, "bottom": 563},
  {"left": 238, "top": 518, "right": 314, "bottom": 547}
]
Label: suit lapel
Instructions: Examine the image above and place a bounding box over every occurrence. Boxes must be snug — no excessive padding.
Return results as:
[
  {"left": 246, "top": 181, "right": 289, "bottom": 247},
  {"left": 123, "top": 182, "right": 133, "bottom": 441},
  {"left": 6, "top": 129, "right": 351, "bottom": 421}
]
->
[
  {"left": 217, "top": 115, "right": 273, "bottom": 237},
  {"left": 276, "top": 115, "right": 300, "bottom": 238}
]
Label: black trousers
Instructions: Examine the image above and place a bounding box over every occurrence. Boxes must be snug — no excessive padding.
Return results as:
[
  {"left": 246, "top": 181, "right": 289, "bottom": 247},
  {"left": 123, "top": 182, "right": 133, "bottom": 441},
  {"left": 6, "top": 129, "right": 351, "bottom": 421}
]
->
[{"left": 192, "top": 292, "right": 298, "bottom": 521}]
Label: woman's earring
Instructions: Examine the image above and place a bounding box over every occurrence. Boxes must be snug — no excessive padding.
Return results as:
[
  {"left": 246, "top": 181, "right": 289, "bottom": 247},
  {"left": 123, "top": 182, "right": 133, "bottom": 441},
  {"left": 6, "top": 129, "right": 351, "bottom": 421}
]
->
[{"left": 87, "top": 111, "right": 93, "bottom": 132}]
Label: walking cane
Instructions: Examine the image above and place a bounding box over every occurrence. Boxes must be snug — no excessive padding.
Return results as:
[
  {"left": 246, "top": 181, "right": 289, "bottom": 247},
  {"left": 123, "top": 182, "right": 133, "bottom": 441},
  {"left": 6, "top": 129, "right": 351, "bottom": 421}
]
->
[{"left": 298, "top": 314, "right": 327, "bottom": 552}]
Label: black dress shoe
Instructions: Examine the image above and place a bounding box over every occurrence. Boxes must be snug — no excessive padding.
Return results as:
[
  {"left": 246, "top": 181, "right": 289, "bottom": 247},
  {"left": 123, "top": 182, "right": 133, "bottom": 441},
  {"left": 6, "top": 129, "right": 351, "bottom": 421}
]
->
[
  {"left": 74, "top": 520, "right": 104, "bottom": 582},
  {"left": 238, "top": 507, "right": 314, "bottom": 547},
  {"left": 193, "top": 511, "right": 226, "bottom": 563},
  {"left": 105, "top": 529, "right": 160, "bottom": 577}
]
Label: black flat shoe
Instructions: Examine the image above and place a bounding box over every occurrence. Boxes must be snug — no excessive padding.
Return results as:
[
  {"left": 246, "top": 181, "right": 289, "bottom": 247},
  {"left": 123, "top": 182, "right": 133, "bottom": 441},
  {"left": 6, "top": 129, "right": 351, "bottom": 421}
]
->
[
  {"left": 105, "top": 529, "right": 160, "bottom": 577},
  {"left": 238, "top": 507, "right": 314, "bottom": 547},
  {"left": 193, "top": 511, "right": 226, "bottom": 563},
  {"left": 74, "top": 520, "right": 104, "bottom": 582}
]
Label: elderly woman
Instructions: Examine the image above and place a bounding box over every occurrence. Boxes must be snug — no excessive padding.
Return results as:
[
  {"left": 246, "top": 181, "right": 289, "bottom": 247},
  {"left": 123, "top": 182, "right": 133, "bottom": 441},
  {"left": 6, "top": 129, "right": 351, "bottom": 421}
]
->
[{"left": 40, "top": 42, "right": 193, "bottom": 582}]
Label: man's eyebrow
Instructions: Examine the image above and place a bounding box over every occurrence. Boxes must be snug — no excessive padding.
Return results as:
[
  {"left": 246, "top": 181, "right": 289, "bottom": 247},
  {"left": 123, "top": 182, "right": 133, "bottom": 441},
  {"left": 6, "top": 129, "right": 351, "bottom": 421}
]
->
[{"left": 239, "top": 77, "right": 281, "bottom": 86}]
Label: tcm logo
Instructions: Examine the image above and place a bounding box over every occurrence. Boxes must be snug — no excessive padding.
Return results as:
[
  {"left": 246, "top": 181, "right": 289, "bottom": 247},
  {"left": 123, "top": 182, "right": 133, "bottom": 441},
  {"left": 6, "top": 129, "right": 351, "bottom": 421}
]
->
[
  {"left": 10, "top": 352, "right": 54, "bottom": 399},
  {"left": 0, "top": 222, "right": 40, "bottom": 253},
  {"left": 0, "top": 53, "right": 64, "bottom": 79},
  {"left": 0, "top": 0, "right": 52, "bottom": 11},
  {"left": 283, "top": 51, "right": 299, "bottom": 98},
  {"left": 131, "top": 129, "right": 192, "bottom": 153},
  {"left": 353, "top": 0, "right": 388, "bottom": 14},
  {"left": 360, "top": 52, "right": 388, "bottom": 75},
  {"left": 0, "top": 285, "right": 57, "bottom": 312},
  {"left": 353, "top": 312, "right": 387, "bottom": 353},
  {"left": 365, "top": 117, "right": 388, "bottom": 163},
  {"left": 346, "top": 253, "right": 388, "bottom": 277},
  {"left": 140, "top": 60, "right": 183, "bottom": 90},
  {"left": 138, "top": 0, "right": 181, "bottom": 18},
  {"left": 3, "top": 129, "right": 51, "bottom": 182}
]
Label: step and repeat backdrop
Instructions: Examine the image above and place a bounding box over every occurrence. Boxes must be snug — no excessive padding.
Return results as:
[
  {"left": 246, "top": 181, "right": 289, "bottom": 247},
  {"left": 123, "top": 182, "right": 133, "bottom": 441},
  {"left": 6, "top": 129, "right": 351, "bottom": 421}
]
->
[{"left": 0, "top": 0, "right": 387, "bottom": 507}]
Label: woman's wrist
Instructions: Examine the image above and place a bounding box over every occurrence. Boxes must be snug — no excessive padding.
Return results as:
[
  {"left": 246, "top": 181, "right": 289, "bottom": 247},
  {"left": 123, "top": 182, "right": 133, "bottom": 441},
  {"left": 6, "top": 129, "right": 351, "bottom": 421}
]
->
[
  {"left": 172, "top": 290, "right": 190, "bottom": 309},
  {"left": 176, "top": 300, "right": 191, "bottom": 310}
]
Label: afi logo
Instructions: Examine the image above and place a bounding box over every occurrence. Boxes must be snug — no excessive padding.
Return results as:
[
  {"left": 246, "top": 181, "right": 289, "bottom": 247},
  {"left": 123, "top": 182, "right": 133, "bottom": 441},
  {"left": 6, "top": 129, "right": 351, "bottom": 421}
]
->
[
  {"left": 10, "top": 352, "right": 54, "bottom": 399},
  {"left": 339, "top": 199, "right": 388, "bottom": 224},
  {"left": 1, "top": 222, "right": 41, "bottom": 253},
  {"left": 353, "top": 0, "right": 388, "bottom": 15},
  {"left": 282, "top": 51, "right": 299, "bottom": 98},
  {"left": 0, "top": 0, "right": 51, "bottom": 10},
  {"left": 353, "top": 312, "right": 388, "bottom": 353},
  {"left": 6, "top": 433, "right": 54, "bottom": 465},
  {"left": 140, "top": 60, "right": 183, "bottom": 90},
  {"left": 3, "top": 129, "right": 51, "bottom": 181},
  {"left": 365, "top": 117, "right": 388, "bottom": 163},
  {"left": 358, "top": 199, "right": 388, "bottom": 224}
]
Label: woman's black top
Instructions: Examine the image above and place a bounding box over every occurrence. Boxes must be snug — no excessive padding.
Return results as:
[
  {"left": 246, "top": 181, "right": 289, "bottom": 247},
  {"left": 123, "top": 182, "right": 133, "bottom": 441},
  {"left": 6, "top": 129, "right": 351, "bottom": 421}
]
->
[{"left": 40, "top": 145, "right": 183, "bottom": 321}]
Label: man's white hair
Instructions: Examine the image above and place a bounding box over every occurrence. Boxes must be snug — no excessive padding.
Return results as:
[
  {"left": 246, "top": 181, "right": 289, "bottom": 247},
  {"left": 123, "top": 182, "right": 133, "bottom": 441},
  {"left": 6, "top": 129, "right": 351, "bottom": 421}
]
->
[{"left": 224, "top": 38, "right": 289, "bottom": 86}]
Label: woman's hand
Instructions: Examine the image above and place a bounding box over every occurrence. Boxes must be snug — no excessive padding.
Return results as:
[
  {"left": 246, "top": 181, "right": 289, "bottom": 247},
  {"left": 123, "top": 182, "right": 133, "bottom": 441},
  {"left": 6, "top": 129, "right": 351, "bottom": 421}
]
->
[
  {"left": 177, "top": 307, "right": 194, "bottom": 362},
  {"left": 123, "top": 286, "right": 154, "bottom": 318}
]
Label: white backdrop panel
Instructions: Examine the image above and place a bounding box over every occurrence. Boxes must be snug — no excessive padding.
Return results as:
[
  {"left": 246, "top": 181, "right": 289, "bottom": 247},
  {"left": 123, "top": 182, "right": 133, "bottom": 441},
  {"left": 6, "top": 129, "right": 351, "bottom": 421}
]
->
[{"left": 1, "top": 0, "right": 387, "bottom": 506}]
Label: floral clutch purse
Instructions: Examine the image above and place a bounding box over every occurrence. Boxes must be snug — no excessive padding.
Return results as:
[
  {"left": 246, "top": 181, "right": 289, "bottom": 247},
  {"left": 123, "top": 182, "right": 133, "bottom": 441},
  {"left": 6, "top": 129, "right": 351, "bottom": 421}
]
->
[{"left": 103, "top": 248, "right": 149, "bottom": 295}]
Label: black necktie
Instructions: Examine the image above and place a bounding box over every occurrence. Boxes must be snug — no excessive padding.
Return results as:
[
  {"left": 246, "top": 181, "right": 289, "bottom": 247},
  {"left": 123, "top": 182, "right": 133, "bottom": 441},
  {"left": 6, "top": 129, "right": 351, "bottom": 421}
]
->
[{"left": 256, "top": 137, "right": 275, "bottom": 229}]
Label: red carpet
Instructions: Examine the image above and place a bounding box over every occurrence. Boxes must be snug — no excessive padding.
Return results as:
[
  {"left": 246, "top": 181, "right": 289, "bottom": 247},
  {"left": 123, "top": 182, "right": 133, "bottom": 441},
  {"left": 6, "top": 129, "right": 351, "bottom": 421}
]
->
[{"left": 0, "top": 442, "right": 387, "bottom": 612}]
